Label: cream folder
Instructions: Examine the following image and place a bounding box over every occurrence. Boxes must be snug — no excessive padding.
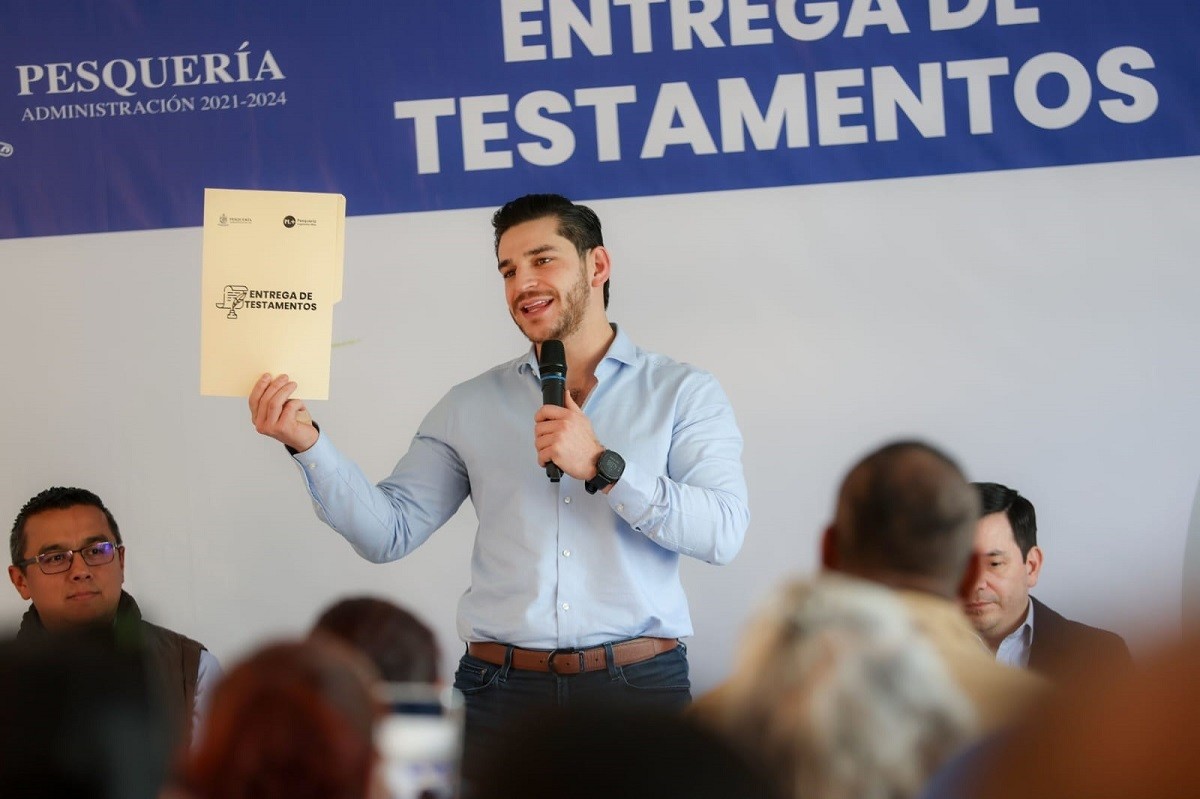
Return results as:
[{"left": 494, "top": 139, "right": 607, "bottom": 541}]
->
[{"left": 200, "top": 188, "right": 345, "bottom": 399}]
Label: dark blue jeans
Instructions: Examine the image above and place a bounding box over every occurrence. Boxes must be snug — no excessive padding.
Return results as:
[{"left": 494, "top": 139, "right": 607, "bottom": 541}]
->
[{"left": 453, "top": 641, "right": 691, "bottom": 774}]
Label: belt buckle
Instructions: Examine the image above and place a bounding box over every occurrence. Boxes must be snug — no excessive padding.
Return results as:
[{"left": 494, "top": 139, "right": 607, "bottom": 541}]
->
[{"left": 546, "top": 648, "right": 585, "bottom": 675}]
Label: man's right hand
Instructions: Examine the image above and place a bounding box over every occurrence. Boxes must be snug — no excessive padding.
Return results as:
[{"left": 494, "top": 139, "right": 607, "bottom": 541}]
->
[{"left": 249, "top": 373, "right": 319, "bottom": 452}]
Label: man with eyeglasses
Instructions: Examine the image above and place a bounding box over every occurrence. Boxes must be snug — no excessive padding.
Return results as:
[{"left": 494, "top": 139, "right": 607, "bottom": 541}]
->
[{"left": 7, "top": 486, "right": 222, "bottom": 747}]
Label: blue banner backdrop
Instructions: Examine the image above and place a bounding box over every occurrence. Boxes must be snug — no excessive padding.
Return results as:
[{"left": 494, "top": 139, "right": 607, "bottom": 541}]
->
[{"left": 1, "top": 0, "right": 1197, "bottom": 238}]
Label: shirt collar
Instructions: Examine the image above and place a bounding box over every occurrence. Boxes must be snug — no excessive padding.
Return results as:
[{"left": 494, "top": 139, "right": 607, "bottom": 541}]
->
[
  {"left": 996, "top": 598, "right": 1035, "bottom": 668},
  {"left": 518, "top": 324, "right": 635, "bottom": 376},
  {"left": 1011, "top": 598, "right": 1035, "bottom": 640}
]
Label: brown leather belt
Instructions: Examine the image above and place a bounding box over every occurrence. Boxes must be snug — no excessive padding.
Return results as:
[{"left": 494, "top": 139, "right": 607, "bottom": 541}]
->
[{"left": 467, "top": 637, "right": 678, "bottom": 675}]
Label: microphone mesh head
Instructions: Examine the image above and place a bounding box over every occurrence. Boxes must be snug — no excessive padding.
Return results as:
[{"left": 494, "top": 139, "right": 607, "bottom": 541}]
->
[{"left": 538, "top": 339, "right": 566, "bottom": 376}]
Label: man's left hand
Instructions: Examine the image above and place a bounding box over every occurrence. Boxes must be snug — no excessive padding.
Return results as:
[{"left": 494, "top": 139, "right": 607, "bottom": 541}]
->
[{"left": 535, "top": 391, "right": 603, "bottom": 481}]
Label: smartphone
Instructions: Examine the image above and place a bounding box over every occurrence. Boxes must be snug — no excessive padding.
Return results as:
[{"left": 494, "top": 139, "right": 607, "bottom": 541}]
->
[{"left": 376, "top": 683, "right": 465, "bottom": 799}]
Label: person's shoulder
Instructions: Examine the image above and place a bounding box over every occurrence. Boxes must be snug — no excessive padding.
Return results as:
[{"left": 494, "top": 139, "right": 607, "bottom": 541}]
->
[
  {"left": 131, "top": 616, "right": 208, "bottom": 696},
  {"left": 627, "top": 341, "right": 728, "bottom": 397},
  {"left": 629, "top": 340, "right": 704, "bottom": 374},
  {"left": 1029, "top": 596, "right": 1132, "bottom": 677},
  {"left": 897, "top": 591, "right": 1048, "bottom": 731},
  {"left": 1032, "top": 596, "right": 1127, "bottom": 647},
  {"left": 139, "top": 617, "right": 207, "bottom": 654},
  {"left": 440, "top": 352, "right": 530, "bottom": 398}
]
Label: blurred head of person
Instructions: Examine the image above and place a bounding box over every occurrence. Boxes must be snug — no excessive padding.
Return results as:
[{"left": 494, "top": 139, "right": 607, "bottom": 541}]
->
[
  {"left": 709, "top": 574, "right": 976, "bottom": 799},
  {"left": 823, "top": 441, "right": 981, "bottom": 600},
  {"left": 472, "top": 702, "right": 778, "bottom": 799},
  {"left": 181, "top": 639, "right": 383, "bottom": 799},
  {"left": 311, "top": 596, "right": 440, "bottom": 683},
  {"left": 0, "top": 631, "right": 171, "bottom": 799}
]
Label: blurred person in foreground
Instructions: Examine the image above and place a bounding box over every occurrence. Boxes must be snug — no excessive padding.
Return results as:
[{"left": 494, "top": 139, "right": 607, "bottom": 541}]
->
[
  {"left": 472, "top": 703, "right": 779, "bottom": 799},
  {"left": 8, "top": 486, "right": 221, "bottom": 747},
  {"left": 312, "top": 595, "right": 441, "bottom": 683},
  {"left": 0, "top": 632, "right": 171, "bottom": 799},
  {"left": 701, "top": 574, "right": 976, "bottom": 799},
  {"left": 311, "top": 598, "right": 464, "bottom": 799},
  {"left": 178, "top": 639, "right": 386, "bottom": 799},
  {"left": 922, "top": 630, "right": 1200, "bottom": 799},
  {"left": 699, "top": 441, "right": 1044, "bottom": 735},
  {"left": 965, "top": 482, "right": 1132, "bottom": 681}
]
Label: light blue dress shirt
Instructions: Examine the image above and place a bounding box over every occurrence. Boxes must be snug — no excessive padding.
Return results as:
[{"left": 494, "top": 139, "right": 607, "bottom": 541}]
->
[
  {"left": 995, "top": 599, "right": 1035, "bottom": 668},
  {"left": 292, "top": 327, "right": 749, "bottom": 649},
  {"left": 193, "top": 649, "right": 222, "bottom": 742}
]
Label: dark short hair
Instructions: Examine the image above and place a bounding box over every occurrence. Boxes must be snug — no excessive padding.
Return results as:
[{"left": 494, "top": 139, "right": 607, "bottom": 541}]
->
[
  {"left": 492, "top": 193, "right": 609, "bottom": 309},
  {"left": 834, "top": 441, "right": 980, "bottom": 593},
  {"left": 312, "top": 597, "right": 440, "bottom": 683},
  {"left": 973, "top": 482, "right": 1038, "bottom": 559},
  {"left": 11, "top": 486, "right": 122, "bottom": 567}
]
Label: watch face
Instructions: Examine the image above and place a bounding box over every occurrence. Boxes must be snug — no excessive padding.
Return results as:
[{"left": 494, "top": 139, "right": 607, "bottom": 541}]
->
[{"left": 598, "top": 450, "right": 625, "bottom": 481}]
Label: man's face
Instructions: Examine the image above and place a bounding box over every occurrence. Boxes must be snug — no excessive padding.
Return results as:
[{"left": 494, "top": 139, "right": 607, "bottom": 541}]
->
[
  {"left": 498, "top": 216, "right": 595, "bottom": 344},
  {"left": 964, "top": 511, "right": 1042, "bottom": 643},
  {"left": 7, "top": 504, "right": 125, "bottom": 631}
]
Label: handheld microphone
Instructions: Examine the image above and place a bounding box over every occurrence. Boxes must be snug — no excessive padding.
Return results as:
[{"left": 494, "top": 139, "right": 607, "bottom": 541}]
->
[{"left": 538, "top": 339, "right": 566, "bottom": 482}]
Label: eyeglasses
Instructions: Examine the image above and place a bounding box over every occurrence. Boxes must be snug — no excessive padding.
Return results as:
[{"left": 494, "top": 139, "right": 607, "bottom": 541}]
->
[{"left": 16, "top": 541, "right": 122, "bottom": 575}]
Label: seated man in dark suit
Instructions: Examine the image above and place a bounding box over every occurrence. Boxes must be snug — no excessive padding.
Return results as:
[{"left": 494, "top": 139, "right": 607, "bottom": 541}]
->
[
  {"left": 7, "top": 486, "right": 221, "bottom": 747},
  {"left": 965, "top": 482, "right": 1132, "bottom": 681}
]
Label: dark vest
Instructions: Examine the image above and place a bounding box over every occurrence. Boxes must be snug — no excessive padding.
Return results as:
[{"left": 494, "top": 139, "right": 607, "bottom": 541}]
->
[{"left": 16, "top": 590, "right": 205, "bottom": 747}]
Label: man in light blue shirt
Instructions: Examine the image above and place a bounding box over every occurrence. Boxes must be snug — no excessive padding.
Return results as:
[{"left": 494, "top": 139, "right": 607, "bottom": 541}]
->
[{"left": 250, "top": 194, "right": 749, "bottom": 755}]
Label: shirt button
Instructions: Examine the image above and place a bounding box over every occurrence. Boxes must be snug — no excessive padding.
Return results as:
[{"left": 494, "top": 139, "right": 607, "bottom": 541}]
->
[
  {"left": 561, "top": 602, "right": 570, "bottom": 611},
  {"left": 562, "top": 549, "right": 571, "bottom": 557},
  {"left": 307, "top": 462, "right": 317, "bottom": 469},
  {"left": 563, "top": 496, "right": 572, "bottom": 504},
  {"left": 616, "top": 504, "right": 624, "bottom": 512}
]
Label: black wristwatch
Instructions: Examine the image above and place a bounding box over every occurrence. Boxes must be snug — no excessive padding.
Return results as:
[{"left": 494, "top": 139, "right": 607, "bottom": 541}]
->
[{"left": 585, "top": 449, "right": 625, "bottom": 494}]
